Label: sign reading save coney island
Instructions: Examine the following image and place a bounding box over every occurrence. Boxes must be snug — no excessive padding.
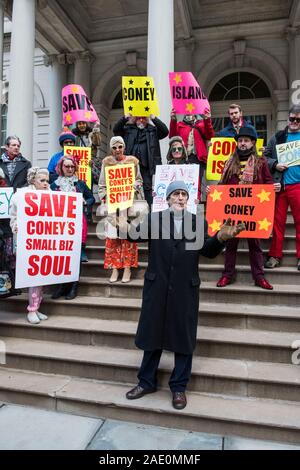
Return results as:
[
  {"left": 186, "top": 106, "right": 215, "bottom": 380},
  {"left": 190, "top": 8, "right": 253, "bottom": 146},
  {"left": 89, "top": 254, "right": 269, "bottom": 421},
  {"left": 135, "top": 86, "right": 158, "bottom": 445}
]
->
[{"left": 206, "top": 184, "right": 275, "bottom": 238}]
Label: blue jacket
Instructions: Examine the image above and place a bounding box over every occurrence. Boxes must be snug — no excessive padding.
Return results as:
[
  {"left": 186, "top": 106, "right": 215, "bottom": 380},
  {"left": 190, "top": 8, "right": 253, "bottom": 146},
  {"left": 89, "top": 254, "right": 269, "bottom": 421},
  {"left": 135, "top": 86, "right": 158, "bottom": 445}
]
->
[
  {"left": 48, "top": 151, "right": 63, "bottom": 183},
  {"left": 218, "top": 120, "right": 257, "bottom": 138}
]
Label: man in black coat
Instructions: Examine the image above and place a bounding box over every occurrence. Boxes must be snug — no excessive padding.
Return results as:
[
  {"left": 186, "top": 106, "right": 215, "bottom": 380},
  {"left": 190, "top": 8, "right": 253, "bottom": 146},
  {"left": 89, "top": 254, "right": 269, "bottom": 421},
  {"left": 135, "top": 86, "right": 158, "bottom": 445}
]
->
[
  {"left": 0, "top": 136, "right": 31, "bottom": 190},
  {"left": 113, "top": 114, "right": 169, "bottom": 206},
  {"left": 119, "top": 181, "right": 244, "bottom": 410}
]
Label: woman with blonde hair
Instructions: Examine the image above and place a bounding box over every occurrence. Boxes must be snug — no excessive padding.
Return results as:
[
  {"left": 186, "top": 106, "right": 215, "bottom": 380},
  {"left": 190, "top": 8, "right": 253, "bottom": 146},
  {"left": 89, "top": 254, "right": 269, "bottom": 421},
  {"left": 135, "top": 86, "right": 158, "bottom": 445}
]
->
[{"left": 98, "top": 136, "right": 144, "bottom": 283}]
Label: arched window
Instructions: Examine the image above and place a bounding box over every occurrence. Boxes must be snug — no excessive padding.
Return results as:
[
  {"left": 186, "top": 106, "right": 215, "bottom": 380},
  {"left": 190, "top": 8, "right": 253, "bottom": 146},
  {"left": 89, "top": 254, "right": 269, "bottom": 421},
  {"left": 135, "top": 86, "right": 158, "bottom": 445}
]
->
[
  {"left": 209, "top": 72, "right": 271, "bottom": 101},
  {"left": 112, "top": 90, "right": 123, "bottom": 109}
]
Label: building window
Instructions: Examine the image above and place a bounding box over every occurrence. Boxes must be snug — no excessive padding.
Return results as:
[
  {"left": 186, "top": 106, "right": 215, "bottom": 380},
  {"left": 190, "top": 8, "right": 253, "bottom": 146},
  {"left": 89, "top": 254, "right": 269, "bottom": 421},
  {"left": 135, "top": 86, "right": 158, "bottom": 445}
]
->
[
  {"left": 1, "top": 104, "right": 7, "bottom": 147},
  {"left": 209, "top": 72, "right": 271, "bottom": 102},
  {"left": 112, "top": 90, "right": 123, "bottom": 109}
]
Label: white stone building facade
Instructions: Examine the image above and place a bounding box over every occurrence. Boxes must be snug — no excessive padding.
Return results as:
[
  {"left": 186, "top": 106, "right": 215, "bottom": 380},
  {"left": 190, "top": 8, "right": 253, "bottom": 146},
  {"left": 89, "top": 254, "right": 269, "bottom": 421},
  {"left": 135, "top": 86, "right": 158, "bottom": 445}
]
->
[{"left": 1, "top": 0, "right": 299, "bottom": 165}]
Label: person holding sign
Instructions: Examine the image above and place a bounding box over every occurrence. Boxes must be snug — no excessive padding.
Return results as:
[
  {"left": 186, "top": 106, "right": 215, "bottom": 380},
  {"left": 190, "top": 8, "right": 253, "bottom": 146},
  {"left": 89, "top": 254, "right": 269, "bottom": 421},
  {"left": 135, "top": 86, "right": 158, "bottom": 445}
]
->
[
  {"left": 50, "top": 156, "right": 95, "bottom": 298},
  {"left": 98, "top": 136, "right": 144, "bottom": 284},
  {"left": 9, "top": 168, "right": 50, "bottom": 323},
  {"left": 114, "top": 181, "right": 244, "bottom": 410},
  {"left": 214, "top": 127, "right": 278, "bottom": 290},
  {"left": 264, "top": 105, "right": 300, "bottom": 271},
  {"left": 113, "top": 114, "right": 168, "bottom": 206}
]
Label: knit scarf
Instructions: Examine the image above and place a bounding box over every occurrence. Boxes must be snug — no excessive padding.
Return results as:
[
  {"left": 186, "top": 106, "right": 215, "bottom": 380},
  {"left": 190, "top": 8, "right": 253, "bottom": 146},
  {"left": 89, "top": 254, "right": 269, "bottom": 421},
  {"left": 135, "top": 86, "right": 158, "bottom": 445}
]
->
[
  {"left": 55, "top": 175, "right": 78, "bottom": 192},
  {"left": 239, "top": 154, "right": 255, "bottom": 184}
]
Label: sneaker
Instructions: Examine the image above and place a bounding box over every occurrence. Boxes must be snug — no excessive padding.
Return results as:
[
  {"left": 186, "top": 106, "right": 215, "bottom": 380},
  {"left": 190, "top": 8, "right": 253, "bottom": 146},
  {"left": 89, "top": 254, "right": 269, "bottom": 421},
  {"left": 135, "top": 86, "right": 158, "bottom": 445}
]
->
[
  {"left": 37, "top": 311, "right": 48, "bottom": 321},
  {"left": 216, "top": 276, "right": 232, "bottom": 287},
  {"left": 264, "top": 257, "right": 280, "bottom": 269},
  {"left": 255, "top": 278, "right": 273, "bottom": 290},
  {"left": 27, "top": 312, "right": 40, "bottom": 324},
  {"left": 80, "top": 247, "right": 89, "bottom": 263}
]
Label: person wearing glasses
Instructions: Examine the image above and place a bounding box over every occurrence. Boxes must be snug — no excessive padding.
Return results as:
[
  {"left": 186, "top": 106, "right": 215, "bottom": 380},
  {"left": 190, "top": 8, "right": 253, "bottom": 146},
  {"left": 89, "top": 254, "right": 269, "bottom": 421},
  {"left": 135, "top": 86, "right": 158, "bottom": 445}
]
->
[
  {"left": 50, "top": 156, "right": 95, "bottom": 299},
  {"left": 9, "top": 168, "right": 50, "bottom": 323},
  {"left": 98, "top": 136, "right": 144, "bottom": 284},
  {"left": 264, "top": 105, "right": 300, "bottom": 271},
  {"left": 166, "top": 136, "right": 189, "bottom": 165}
]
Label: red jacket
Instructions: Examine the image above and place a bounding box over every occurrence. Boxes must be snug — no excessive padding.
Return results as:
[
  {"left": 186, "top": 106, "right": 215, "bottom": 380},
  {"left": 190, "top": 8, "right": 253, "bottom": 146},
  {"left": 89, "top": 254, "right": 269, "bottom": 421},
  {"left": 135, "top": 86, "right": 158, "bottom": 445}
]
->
[{"left": 169, "top": 118, "right": 214, "bottom": 164}]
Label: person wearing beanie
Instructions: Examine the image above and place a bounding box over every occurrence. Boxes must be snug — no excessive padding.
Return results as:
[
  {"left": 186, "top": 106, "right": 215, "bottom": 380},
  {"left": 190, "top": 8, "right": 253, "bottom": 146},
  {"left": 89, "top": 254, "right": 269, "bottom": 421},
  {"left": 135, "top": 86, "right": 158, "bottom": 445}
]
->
[
  {"left": 212, "top": 126, "right": 281, "bottom": 290},
  {"left": 47, "top": 127, "right": 76, "bottom": 183},
  {"left": 0, "top": 135, "right": 31, "bottom": 190},
  {"left": 113, "top": 114, "right": 169, "bottom": 206},
  {"left": 115, "top": 180, "right": 245, "bottom": 410},
  {"left": 166, "top": 136, "right": 189, "bottom": 165},
  {"left": 9, "top": 168, "right": 50, "bottom": 322},
  {"left": 98, "top": 136, "right": 144, "bottom": 284}
]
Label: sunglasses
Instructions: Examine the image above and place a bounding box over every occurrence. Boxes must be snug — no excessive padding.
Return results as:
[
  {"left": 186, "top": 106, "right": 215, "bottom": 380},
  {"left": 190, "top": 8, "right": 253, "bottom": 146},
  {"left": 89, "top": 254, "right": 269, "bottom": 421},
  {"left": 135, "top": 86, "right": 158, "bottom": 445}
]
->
[
  {"left": 171, "top": 147, "right": 183, "bottom": 153},
  {"left": 63, "top": 165, "right": 75, "bottom": 169},
  {"left": 112, "top": 145, "right": 124, "bottom": 150},
  {"left": 289, "top": 117, "right": 300, "bottom": 123}
]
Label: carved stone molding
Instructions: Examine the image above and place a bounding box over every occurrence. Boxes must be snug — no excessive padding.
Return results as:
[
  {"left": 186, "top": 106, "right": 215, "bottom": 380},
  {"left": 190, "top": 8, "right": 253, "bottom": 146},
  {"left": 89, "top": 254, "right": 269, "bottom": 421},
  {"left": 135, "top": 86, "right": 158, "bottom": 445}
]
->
[{"left": 233, "top": 39, "right": 246, "bottom": 68}]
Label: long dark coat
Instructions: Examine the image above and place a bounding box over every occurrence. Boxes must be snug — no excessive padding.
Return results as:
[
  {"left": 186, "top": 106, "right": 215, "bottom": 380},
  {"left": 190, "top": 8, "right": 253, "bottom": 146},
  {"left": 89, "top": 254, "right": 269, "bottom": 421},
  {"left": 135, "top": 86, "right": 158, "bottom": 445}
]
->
[
  {"left": 128, "top": 209, "right": 224, "bottom": 354},
  {"left": 0, "top": 155, "right": 31, "bottom": 190}
]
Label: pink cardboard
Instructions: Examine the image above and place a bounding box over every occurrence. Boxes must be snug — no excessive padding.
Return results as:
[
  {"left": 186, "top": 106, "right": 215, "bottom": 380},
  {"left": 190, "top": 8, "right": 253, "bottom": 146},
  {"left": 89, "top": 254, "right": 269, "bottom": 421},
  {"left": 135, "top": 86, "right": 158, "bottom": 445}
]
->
[
  {"left": 169, "top": 72, "right": 210, "bottom": 115},
  {"left": 62, "top": 84, "right": 99, "bottom": 125}
]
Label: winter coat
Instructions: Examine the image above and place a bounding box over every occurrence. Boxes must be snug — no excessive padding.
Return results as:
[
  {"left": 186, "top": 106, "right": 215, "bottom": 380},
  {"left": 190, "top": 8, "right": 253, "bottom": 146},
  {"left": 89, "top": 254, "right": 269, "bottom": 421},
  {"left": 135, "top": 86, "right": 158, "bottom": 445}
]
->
[
  {"left": 0, "top": 154, "right": 31, "bottom": 190},
  {"left": 50, "top": 179, "right": 95, "bottom": 217},
  {"left": 219, "top": 156, "right": 274, "bottom": 185},
  {"left": 113, "top": 117, "right": 169, "bottom": 176},
  {"left": 127, "top": 209, "right": 224, "bottom": 354},
  {"left": 264, "top": 127, "right": 289, "bottom": 184},
  {"left": 169, "top": 119, "right": 214, "bottom": 164},
  {"left": 218, "top": 120, "right": 257, "bottom": 139}
]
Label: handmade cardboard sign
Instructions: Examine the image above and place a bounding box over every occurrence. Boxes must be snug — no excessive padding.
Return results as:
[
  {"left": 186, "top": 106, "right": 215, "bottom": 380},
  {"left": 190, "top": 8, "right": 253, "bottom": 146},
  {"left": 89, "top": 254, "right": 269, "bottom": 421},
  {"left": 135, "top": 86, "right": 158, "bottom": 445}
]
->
[
  {"left": 105, "top": 164, "right": 135, "bottom": 213},
  {"left": 0, "top": 188, "right": 13, "bottom": 219},
  {"left": 122, "top": 76, "right": 159, "bottom": 116},
  {"left": 169, "top": 72, "right": 210, "bottom": 115},
  {"left": 62, "top": 84, "right": 99, "bottom": 125},
  {"left": 276, "top": 140, "right": 300, "bottom": 167},
  {"left": 15, "top": 190, "right": 82, "bottom": 288},
  {"left": 153, "top": 165, "right": 199, "bottom": 214},
  {"left": 206, "top": 184, "right": 275, "bottom": 238},
  {"left": 64, "top": 145, "right": 92, "bottom": 189},
  {"left": 206, "top": 137, "right": 264, "bottom": 181}
]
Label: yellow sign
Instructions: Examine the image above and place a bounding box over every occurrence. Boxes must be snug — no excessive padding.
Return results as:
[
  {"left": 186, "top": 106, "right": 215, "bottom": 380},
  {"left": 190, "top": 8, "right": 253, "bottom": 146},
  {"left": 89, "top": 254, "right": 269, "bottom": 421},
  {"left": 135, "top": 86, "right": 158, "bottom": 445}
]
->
[
  {"left": 105, "top": 163, "right": 135, "bottom": 213},
  {"left": 64, "top": 146, "right": 92, "bottom": 189},
  {"left": 206, "top": 137, "right": 264, "bottom": 181},
  {"left": 122, "top": 76, "right": 160, "bottom": 117}
]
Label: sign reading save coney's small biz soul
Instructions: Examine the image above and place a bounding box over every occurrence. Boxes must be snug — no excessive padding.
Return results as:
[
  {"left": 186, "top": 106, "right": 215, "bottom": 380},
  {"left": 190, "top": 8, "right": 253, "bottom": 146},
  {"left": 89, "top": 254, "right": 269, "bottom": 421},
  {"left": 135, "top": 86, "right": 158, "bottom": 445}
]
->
[
  {"left": 105, "top": 163, "right": 135, "bottom": 213},
  {"left": 206, "top": 185, "right": 275, "bottom": 238}
]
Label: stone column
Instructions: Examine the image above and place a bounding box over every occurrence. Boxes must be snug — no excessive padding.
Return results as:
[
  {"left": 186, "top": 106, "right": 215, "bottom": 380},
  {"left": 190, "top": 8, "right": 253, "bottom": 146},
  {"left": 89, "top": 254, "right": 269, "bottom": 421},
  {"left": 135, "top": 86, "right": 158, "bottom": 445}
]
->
[
  {"left": 0, "top": 1, "right": 5, "bottom": 138},
  {"left": 273, "top": 89, "right": 290, "bottom": 130},
  {"left": 7, "top": 0, "right": 35, "bottom": 160},
  {"left": 44, "top": 54, "right": 67, "bottom": 157},
  {"left": 72, "top": 51, "right": 93, "bottom": 97},
  {"left": 147, "top": 0, "right": 174, "bottom": 158},
  {"left": 287, "top": 26, "right": 300, "bottom": 105}
]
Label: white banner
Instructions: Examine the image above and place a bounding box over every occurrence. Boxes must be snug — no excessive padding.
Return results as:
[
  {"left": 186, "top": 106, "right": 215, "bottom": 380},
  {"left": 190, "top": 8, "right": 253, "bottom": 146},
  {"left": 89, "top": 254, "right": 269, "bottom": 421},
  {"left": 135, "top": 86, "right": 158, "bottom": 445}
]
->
[
  {"left": 152, "top": 165, "right": 199, "bottom": 214},
  {"left": 0, "top": 188, "right": 13, "bottom": 219},
  {"left": 15, "top": 190, "right": 83, "bottom": 289},
  {"left": 276, "top": 140, "right": 300, "bottom": 167}
]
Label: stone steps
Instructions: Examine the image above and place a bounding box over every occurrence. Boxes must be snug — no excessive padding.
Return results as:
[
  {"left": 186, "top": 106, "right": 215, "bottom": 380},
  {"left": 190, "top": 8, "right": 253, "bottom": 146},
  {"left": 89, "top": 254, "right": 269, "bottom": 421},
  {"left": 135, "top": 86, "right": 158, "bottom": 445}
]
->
[
  {"left": 75, "top": 277, "right": 300, "bottom": 306},
  {"left": 0, "top": 367, "right": 300, "bottom": 444},
  {"left": 81, "top": 260, "right": 300, "bottom": 284},
  {"left": 5, "top": 296, "right": 300, "bottom": 332}
]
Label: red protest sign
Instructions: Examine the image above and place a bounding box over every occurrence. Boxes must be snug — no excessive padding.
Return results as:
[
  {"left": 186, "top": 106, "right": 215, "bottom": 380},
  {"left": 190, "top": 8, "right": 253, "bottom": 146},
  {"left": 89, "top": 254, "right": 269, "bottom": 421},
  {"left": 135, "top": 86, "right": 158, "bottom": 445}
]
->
[{"left": 206, "top": 184, "right": 275, "bottom": 238}]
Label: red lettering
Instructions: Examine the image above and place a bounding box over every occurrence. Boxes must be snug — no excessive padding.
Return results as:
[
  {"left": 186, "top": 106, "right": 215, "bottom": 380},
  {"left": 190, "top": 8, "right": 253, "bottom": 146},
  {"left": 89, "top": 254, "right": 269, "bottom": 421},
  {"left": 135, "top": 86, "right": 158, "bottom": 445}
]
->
[
  {"left": 28, "top": 255, "right": 39, "bottom": 276},
  {"left": 24, "top": 193, "right": 38, "bottom": 216}
]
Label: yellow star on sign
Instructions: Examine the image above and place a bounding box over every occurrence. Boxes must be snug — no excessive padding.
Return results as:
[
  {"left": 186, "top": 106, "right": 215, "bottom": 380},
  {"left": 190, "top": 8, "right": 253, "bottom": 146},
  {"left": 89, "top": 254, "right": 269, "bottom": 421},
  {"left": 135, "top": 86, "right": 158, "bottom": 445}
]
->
[
  {"left": 209, "top": 219, "right": 222, "bottom": 233},
  {"left": 65, "top": 114, "right": 72, "bottom": 122},
  {"left": 173, "top": 73, "right": 182, "bottom": 85},
  {"left": 71, "top": 85, "right": 80, "bottom": 93},
  {"left": 257, "top": 189, "right": 271, "bottom": 203},
  {"left": 258, "top": 218, "right": 272, "bottom": 231},
  {"left": 186, "top": 102, "right": 195, "bottom": 113},
  {"left": 85, "top": 111, "right": 91, "bottom": 120},
  {"left": 210, "top": 189, "right": 223, "bottom": 202}
]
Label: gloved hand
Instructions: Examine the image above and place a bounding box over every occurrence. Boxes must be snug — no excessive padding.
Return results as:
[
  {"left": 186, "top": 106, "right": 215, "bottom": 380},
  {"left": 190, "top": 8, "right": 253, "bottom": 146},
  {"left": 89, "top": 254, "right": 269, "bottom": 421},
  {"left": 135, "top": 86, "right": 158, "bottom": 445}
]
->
[{"left": 217, "top": 218, "right": 245, "bottom": 242}]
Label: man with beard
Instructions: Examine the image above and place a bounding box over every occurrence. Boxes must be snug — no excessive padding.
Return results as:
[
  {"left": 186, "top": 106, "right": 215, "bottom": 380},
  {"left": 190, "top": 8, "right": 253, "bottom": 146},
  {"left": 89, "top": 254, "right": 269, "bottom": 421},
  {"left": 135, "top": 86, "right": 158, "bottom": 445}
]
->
[
  {"left": 218, "top": 103, "right": 257, "bottom": 139},
  {"left": 113, "top": 114, "right": 169, "bottom": 206}
]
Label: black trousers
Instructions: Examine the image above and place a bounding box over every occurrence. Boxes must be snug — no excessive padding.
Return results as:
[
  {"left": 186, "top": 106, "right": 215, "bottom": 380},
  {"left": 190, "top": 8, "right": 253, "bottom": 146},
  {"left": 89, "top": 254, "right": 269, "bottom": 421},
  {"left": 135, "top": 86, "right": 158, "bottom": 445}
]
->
[
  {"left": 137, "top": 349, "right": 193, "bottom": 393},
  {"left": 140, "top": 167, "right": 153, "bottom": 207}
]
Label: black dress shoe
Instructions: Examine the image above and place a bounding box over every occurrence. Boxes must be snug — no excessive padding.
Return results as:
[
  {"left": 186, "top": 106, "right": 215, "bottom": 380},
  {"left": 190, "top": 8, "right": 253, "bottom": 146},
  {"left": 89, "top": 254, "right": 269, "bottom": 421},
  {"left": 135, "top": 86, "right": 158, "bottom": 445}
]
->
[
  {"left": 172, "top": 392, "right": 187, "bottom": 410},
  {"left": 51, "top": 284, "right": 68, "bottom": 299},
  {"left": 126, "top": 385, "right": 156, "bottom": 400},
  {"left": 65, "top": 282, "right": 78, "bottom": 300}
]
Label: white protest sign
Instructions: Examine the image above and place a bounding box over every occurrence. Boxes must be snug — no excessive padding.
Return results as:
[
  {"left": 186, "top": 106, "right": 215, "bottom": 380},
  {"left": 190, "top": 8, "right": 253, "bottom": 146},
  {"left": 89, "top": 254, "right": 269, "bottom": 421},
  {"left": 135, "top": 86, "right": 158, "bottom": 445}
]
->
[
  {"left": 0, "top": 188, "right": 13, "bottom": 219},
  {"left": 15, "top": 190, "right": 83, "bottom": 289},
  {"left": 276, "top": 141, "right": 300, "bottom": 167},
  {"left": 153, "top": 165, "right": 199, "bottom": 214}
]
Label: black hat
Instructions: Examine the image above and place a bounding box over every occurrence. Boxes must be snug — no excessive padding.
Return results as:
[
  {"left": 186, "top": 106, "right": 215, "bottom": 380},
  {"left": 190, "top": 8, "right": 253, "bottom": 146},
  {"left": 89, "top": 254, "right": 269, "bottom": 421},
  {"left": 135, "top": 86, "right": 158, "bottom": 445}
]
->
[{"left": 235, "top": 126, "right": 257, "bottom": 142}]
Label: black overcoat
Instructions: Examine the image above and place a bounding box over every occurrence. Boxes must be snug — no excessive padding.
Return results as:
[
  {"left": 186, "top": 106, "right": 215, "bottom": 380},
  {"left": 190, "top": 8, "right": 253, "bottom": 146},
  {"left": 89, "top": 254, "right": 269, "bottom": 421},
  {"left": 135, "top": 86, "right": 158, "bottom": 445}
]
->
[{"left": 127, "top": 209, "right": 224, "bottom": 354}]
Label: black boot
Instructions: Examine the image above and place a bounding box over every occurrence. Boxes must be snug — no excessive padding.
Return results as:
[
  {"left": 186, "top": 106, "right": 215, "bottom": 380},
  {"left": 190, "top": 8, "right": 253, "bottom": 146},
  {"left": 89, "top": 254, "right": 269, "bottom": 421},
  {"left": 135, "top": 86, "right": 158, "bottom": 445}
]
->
[
  {"left": 51, "top": 284, "right": 68, "bottom": 299},
  {"left": 65, "top": 282, "right": 78, "bottom": 300}
]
